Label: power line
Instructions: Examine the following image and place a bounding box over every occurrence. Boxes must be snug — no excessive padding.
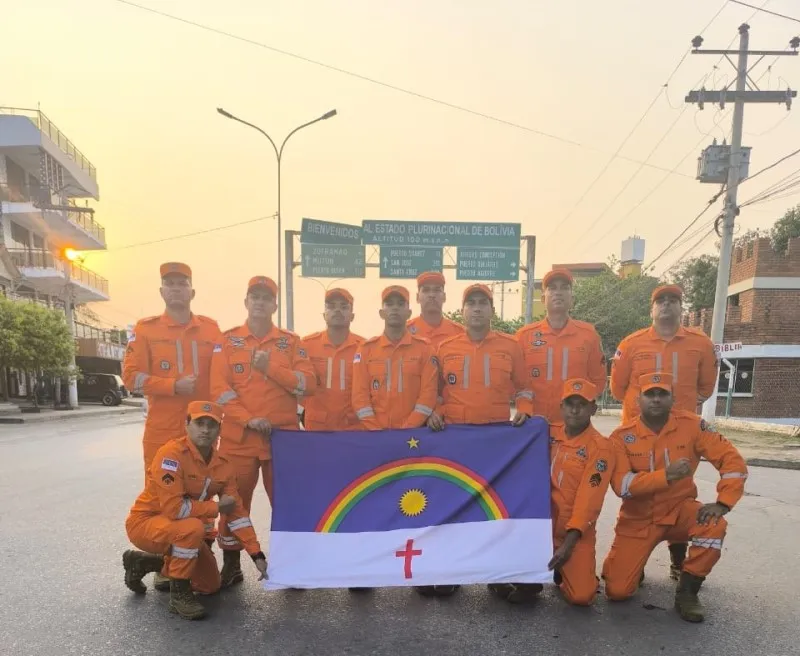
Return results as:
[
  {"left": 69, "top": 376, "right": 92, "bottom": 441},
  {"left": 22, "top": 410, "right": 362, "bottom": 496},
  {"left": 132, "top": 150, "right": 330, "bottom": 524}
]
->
[
  {"left": 729, "top": 0, "right": 800, "bottom": 24},
  {"left": 111, "top": 0, "right": 694, "bottom": 178}
]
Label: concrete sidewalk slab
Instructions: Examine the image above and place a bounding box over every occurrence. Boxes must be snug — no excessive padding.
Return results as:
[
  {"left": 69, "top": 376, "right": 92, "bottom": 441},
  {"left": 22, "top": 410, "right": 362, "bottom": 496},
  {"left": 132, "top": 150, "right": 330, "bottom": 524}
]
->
[{"left": 0, "top": 404, "right": 145, "bottom": 425}]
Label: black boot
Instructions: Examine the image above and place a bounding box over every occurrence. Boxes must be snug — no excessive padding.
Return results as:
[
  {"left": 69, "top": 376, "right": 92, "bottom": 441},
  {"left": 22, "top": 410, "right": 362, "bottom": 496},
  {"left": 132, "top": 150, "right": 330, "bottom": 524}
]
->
[
  {"left": 669, "top": 543, "right": 688, "bottom": 580},
  {"left": 674, "top": 571, "right": 706, "bottom": 623},
  {"left": 220, "top": 550, "right": 244, "bottom": 588},
  {"left": 168, "top": 579, "right": 206, "bottom": 620},
  {"left": 122, "top": 549, "right": 164, "bottom": 594}
]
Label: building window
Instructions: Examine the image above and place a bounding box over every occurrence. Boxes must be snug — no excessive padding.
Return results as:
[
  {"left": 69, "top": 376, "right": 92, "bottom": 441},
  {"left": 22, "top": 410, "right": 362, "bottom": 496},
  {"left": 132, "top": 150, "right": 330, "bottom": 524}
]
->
[{"left": 717, "top": 358, "right": 754, "bottom": 396}]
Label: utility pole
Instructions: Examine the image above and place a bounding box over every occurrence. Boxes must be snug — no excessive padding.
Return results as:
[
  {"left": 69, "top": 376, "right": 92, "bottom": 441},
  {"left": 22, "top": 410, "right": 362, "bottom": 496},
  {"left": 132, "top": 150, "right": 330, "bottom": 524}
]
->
[
  {"left": 523, "top": 236, "right": 536, "bottom": 324},
  {"left": 685, "top": 25, "right": 798, "bottom": 423},
  {"left": 500, "top": 281, "right": 505, "bottom": 319}
]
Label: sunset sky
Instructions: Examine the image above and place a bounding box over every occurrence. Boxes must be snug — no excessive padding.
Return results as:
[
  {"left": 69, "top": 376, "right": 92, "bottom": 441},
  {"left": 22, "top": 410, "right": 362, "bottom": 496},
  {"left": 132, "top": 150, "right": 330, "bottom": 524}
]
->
[{"left": 4, "top": 0, "right": 799, "bottom": 337}]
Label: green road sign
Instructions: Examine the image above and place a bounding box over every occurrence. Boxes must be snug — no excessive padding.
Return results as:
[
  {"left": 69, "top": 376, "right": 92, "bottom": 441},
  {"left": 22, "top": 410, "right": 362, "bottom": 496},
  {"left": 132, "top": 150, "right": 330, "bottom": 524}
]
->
[
  {"left": 301, "top": 218, "right": 362, "bottom": 245},
  {"left": 456, "top": 247, "right": 520, "bottom": 281},
  {"left": 379, "top": 246, "right": 443, "bottom": 279},
  {"left": 362, "top": 221, "right": 520, "bottom": 248},
  {"left": 301, "top": 243, "right": 366, "bottom": 278}
]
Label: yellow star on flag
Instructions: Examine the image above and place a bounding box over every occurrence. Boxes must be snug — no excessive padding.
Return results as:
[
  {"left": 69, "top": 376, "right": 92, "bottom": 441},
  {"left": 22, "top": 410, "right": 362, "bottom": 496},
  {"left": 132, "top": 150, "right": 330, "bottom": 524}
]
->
[{"left": 407, "top": 437, "right": 419, "bottom": 449}]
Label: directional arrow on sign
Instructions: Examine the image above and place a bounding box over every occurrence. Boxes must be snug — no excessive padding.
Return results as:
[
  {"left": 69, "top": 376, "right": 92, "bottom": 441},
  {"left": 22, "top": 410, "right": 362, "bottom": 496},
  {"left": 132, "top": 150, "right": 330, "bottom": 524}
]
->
[{"left": 383, "top": 257, "right": 389, "bottom": 267}]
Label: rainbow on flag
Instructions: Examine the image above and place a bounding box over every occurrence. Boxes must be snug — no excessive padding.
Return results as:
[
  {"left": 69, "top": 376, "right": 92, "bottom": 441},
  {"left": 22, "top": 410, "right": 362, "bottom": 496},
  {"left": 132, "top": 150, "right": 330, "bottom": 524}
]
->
[{"left": 264, "top": 420, "right": 553, "bottom": 589}]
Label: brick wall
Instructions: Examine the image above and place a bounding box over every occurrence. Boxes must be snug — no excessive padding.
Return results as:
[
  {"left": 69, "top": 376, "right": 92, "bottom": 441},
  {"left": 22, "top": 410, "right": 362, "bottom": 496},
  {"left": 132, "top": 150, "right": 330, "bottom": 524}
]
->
[
  {"left": 682, "top": 308, "right": 712, "bottom": 334},
  {"left": 716, "top": 358, "right": 800, "bottom": 419},
  {"left": 730, "top": 236, "right": 800, "bottom": 284}
]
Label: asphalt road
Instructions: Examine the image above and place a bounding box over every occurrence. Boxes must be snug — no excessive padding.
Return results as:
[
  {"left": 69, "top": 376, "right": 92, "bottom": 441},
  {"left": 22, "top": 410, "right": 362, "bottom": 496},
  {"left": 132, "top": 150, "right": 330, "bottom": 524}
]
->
[{"left": 1, "top": 416, "right": 798, "bottom": 656}]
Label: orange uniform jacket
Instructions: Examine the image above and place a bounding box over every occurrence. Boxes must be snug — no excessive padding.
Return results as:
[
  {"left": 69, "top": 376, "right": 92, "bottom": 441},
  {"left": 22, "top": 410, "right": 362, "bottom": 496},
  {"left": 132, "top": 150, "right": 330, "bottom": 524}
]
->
[
  {"left": 127, "top": 436, "right": 262, "bottom": 556},
  {"left": 122, "top": 313, "right": 222, "bottom": 449},
  {"left": 436, "top": 331, "right": 532, "bottom": 424},
  {"left": 352, "top": 332, "right": 438, "bottom": 430},
  {"left": 609, "top": 409, "right": 748, "bottom": 535},
  {"left": 549, "top": 422, "right": 614, "bottom": 540},
  {"left": 299, "top": 330, "right": 364, "bottom": 431},
  {"left": 515, "top": 319, "right": 607, "bottom": 423},
  {"left": 408, "top": 315, "right": 463, "bottom": 347},
  {"left": 610, "top": 326, "right": 718, "bottom": 423},
  {"left": 210, "top": 324, "right": 316, "bottom": 460}
]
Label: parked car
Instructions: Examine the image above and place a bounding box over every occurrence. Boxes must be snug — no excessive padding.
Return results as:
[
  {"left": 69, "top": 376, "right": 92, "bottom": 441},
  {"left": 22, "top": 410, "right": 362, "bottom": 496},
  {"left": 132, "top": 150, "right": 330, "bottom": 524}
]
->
[{"left": 77, "top": 373, "right": 129, "bottom": 406}]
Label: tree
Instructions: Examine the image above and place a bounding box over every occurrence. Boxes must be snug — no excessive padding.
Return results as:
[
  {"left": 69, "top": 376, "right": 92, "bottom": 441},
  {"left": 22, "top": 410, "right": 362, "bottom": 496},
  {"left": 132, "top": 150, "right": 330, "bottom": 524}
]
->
[
  {"left": 669, "top": 254, "right": 719, "bottom": 311},
  {"left": 571, "top": 270, "right": 660, "bottom": 358},
  {"left": 11, "top": 301, "right": 77, "bottom": 407},
  {"left": 770, "top": 204, "right": 800, "bottom": 254},
  {"left": 444, "top": 310, "right": 525, "bottom": 335},
  {"left": 0, "top": 297, "right": 22, "bottom": 401}
]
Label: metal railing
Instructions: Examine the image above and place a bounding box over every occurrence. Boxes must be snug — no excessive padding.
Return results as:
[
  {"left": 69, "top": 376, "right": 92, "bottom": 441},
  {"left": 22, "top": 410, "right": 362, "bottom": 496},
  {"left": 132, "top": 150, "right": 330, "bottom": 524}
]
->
[
  {"left": 0, "top": 107, "right": 97, "bottom": 181},
  {"left": 66, "top": 206, "right": 106, "bottom": 244},
  {"left": 6, "top": 248, "right": 109, "bottom": 295},
  {"left": 73, "top": 321, "right": 125, "bottom": 344}
]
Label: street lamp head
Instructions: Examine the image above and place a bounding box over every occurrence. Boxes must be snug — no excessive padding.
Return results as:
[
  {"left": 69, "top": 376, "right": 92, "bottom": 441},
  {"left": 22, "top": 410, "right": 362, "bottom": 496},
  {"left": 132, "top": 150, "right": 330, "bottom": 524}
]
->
[
  {"left": 217, "top": 107, "right": 234, "bottom": 119},
  {"left": 321, "top": 109, "right": 337, "bottom": 120}
]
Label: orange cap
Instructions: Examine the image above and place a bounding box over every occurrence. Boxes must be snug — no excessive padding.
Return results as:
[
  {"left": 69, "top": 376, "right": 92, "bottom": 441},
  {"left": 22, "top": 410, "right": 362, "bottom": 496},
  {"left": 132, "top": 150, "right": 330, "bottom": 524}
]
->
[
  {"left": 160, "top": 262, "right": 191, "bottom": 279},
  {"left": 639, "top": 372, "right": 673, "bottom": 393},
  {"left": 651, "top": 284, "right": 683, "bottom": 304},
  {"left": 381, "top": 285, "right": 410, "bottom": 303},
  {"left": 325, "top": 287, "right": 354, "bottom": 306},
  {"left": 247, "top": 276, "right": 278, "bottom": 297},
  {"left": 187, "top": 400, "right": 223, "bottom": 422},
  {"left": 462, "top": 283, "right": 493, "bottom": 304},
  {"left": 417, "top": 271, "right": 445, "bottom": 288},
  {"left": 543, "top": 268, "right": 574, "bottom": 289},
  {"left": 561, "top": 378, "right": 598, "bottom": 402}
]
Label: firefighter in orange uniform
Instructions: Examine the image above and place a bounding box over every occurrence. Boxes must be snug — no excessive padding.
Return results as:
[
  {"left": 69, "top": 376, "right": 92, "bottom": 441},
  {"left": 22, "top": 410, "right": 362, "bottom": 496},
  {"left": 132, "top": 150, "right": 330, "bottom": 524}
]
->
[
  {"left": 122, "top": 401, "right": 267, "bottom": 621},
  {"left": 610, "top": 283, "right": 718, "bottom": 578},
  {"left": 407, "top": 271, "right": 463, "bottom": 346},
  {"left": 546, "top": 379, "right": 614, "bottom": 606},
  {"left": 299, "top": 288, "right": 364, "bottom": 431},
  {"left": 210, "top": 276, "right": 316, "bottom": 586},
  {"left": 352, "top": 285, "right": 438, "bottom": 430},
  {"left": 122, "top": 262, "right": 222, "bottom": 476},
  {"left": 515, "top": 268, "right": 607, "bottom": 423},
  {"left": 602, "top": 373, "right": 747, "bottom": 623},
  {"left": 427, "top": 283, "right": 532, "bottom": 600}
]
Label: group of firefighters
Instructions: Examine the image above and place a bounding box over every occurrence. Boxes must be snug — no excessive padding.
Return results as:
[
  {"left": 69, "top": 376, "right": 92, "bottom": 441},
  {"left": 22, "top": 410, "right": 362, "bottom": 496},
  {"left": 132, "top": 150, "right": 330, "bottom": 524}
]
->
[{"left": 119, "top": 262, "right": 748, "bottom": 624}]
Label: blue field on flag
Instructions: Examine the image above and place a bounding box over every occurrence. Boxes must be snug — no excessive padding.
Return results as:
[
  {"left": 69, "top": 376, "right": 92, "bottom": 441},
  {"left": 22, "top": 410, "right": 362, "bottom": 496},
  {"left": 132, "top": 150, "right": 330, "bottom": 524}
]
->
[{"left": 264, "top": 420, "right": 553, "bottom": 590}]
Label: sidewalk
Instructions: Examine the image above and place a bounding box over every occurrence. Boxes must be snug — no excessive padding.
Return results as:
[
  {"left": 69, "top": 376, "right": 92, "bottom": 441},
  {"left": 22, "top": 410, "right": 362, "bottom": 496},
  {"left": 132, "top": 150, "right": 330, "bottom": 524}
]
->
[
  {"left": 0, "top": 398, "right": 145, "bottom": 425},
  {"left": 594, "top": 413, "right": 800, "bottom": 471}
]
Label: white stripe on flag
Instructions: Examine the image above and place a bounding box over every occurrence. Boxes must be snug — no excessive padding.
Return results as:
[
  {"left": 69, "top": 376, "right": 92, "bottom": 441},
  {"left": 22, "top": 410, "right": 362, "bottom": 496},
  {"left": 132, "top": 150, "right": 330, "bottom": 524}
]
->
[{"left": 263, "top": 518, "right": 553, "bottom": 590}]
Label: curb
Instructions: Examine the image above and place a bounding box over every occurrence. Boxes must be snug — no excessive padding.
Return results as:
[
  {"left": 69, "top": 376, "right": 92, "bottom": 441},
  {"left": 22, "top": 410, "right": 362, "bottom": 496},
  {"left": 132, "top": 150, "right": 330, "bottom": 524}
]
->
[
  {"left": 746, "top": 458, "right": 800, "bottom": 471},
  {"left": 0, "top": 407, "right": 144, "bottom": 425}
]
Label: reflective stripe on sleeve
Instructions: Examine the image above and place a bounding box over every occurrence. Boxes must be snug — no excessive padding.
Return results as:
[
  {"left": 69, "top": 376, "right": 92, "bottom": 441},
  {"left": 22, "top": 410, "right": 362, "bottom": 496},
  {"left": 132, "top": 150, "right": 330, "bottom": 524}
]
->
[
  {"left": 721, "top": 472, "right": 748, "bottom": 479},
  {"left": 216, "top": 390, "right": 238, "bottom": 405},
  {"left": 691, "top": 537, "right": 723, "bottom": 550},
  {"left": 176, "top": 498, "right": 192, "bottom": 519},
  {"left": 621, "top": 471, "right": 637, "bottom": 499},
  {"left": 414, "top": 404, "right": 433, "bottom": 417},
  {"left": 227, "top": 517, "right": 253, "bottom": 531},
  {"left": 515, "top": 390, "right": 534, "bottom": 400},
  {"left": 133, "top": 372, "right": 149, "bottom": 394},
  {"left": 356, "top": 407, "right": 375, "bottom": 419},
  {"left": 171, "top": 545, "right": 199, "bottom": 559},
  {"left": 293, "top": 371, "right": 307, "bottom": 394}
]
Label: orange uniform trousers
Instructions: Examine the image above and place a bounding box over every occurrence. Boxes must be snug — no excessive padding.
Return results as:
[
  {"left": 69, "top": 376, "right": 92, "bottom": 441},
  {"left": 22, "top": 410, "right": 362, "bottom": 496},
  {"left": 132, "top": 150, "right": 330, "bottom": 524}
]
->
[
  {"left": 555, "top": 532, "right": 600, "bottom": 606},
  {"left": 601, "top": 498, "right": 726, "bottom": 601},
  {"left": 216, "top": 454, "right": 274, "bottom": 551},
  {"left": 125, "top": 513, "right": 221, "bottom": 595}
]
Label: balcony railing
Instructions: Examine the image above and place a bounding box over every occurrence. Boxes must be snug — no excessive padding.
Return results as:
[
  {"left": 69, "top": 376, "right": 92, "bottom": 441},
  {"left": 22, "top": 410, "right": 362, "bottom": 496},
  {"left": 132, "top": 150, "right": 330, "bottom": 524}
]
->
[
  {"left": 0, "top": 107, "right": 97, "bottom": 181},
  {"left": 7, "top": 248, "right": 109, "bottom": 296},
  {"left": 66, "top": 207, "right": 106, "bottom": 244},
  {"left": 73, "top": 321, "right": 125, "bottom": 344}
]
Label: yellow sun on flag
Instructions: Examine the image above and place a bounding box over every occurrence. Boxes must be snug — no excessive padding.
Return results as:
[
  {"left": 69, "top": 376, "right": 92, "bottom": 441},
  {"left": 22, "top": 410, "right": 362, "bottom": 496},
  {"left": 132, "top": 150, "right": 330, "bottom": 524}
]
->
[{"left": 399, "top": 489, "right": 427, "bottom": 517}]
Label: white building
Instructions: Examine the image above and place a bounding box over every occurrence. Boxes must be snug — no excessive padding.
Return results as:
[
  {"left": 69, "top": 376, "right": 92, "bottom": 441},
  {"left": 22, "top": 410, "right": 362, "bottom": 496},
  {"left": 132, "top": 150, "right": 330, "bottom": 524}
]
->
[{"left": 0, "top": 107, "right": 109, "bottom": 403}]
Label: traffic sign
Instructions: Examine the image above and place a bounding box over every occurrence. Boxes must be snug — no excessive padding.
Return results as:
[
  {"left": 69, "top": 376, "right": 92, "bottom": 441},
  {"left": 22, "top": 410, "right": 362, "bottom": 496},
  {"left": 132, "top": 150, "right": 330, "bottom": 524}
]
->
[
  {"left": 379, "top": 246, "right": 443, "bottom": 279},
  {"left": 300, "top": 218, "right": 362, "bottom": 245},
  {"left": 362, "top": 221, "right": 521, "bottom": 248},
  {"left": 456, "top": 247, "right": 520, "bottom": 281},
  {"left": 301, "top": 243, "right": 365, "bottom": 278}
]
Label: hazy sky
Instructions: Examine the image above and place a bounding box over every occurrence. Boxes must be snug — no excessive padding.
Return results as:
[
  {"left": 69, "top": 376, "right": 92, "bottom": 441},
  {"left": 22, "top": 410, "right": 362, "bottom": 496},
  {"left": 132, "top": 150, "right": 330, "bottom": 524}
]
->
[{"left": 5, "top": 0, "right": 799, "bottom": 337}]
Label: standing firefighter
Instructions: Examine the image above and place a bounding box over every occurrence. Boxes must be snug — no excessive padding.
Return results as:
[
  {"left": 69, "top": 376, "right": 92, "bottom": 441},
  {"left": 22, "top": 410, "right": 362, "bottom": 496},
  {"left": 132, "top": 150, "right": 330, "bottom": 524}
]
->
[
  {"left": 428, "top": 283, "right": 532, "bottom": 600},
  {"left": 610, "top": 283, "right": 718, "bottom": 578},
  {"left": 407, "top": 271, "right": 463, "bottom": 346},
  {"left": 547, "top": 379, "right": 614, "bottom": 606},
  {"left": 515, "top": 268, "right": 606, "bottom": 423},
  {"left": 122, "top": 401, "right": 267, "bottom": 620},
  {"left": 210, "top": 276, "right": 316, "bottom": 587},
  {"left": 602, "top": 373, "right": 748, "bottom": 622},
  {"left": 300, "top": 288, "right": 364, "bottom": 431}
]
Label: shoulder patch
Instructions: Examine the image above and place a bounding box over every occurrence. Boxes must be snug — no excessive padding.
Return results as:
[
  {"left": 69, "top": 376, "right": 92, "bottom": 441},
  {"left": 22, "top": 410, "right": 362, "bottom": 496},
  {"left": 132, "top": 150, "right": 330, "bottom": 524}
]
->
[
  {"left": 161, "top": 472, "right": 175, "bottom": 485},
  {"left": 213, "top": 344, "right": 222, "bottom": 353},
  {"left": 161, "top": 457, "right": 179, "bottom": 472},
  {"left": 353, "top": 352, "right": 362, "bottom": 364}
]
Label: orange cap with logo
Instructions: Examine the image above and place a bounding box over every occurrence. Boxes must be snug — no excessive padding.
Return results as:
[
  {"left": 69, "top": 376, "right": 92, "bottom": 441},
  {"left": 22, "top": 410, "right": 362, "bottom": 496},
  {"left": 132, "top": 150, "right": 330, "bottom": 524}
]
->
[
  {"left": 651, "top": 284, "right": 683, "bottom": 304},
  {"left": 160, "top": 262, "right": 191, "bottom": 279},
  {"left": 543, "top": 268, "right": 574, "bottom": 289},
  {"left": 561, "top": 378, "right": 598, "bottom": 402},
  {"left": 462, "top": 283, "right": 493, "bottom": 304},
  {"left": 187, "top": 400, "right": 224, "bottom": 422},
  {"left": 248, "top": 276, "right": 278, "bottom": 297},
  {"left": 416, "top": 271, "right": 445, "bottom": 288},
  {"left": 381, "top": 285, "right": 410, "bottom": 303},
  {"left": 639, "top": 372, "right": 673, "bottom": 393},
  {"left": 325, "top": 287, "right": 354, "bottom": 306}
]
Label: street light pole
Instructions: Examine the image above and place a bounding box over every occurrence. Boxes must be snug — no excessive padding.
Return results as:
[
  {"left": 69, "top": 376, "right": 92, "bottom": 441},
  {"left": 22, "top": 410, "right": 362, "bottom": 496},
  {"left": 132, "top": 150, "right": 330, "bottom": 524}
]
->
[{"left": 216, "top": 107, "right": 337, "bottom": 328}]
